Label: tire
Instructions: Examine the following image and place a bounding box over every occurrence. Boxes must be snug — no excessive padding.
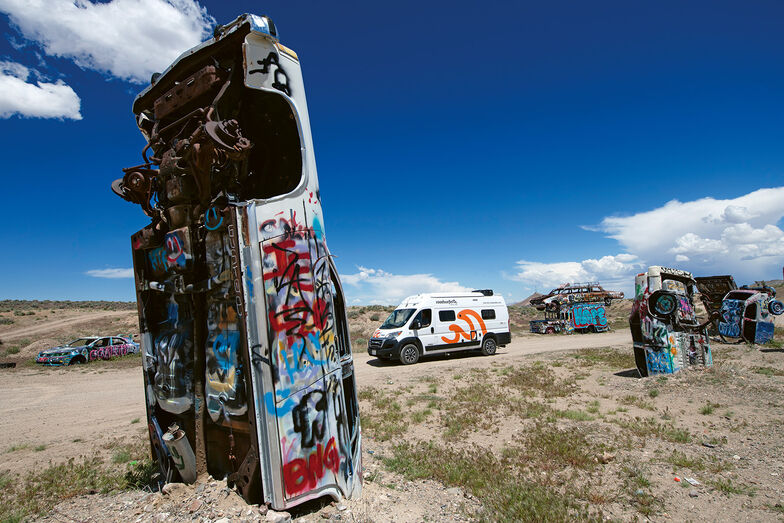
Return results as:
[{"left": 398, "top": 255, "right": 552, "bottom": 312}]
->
[
  {"left": 69, "top": 356, "right": 86, "bottom": 365},
  {"left": 769, "top": 300, "right": 784, "bottom": 316},
  {"left": 604, "top": 297, "right": 612, "bottom": 306},
  {"left": 481, "top": 337, "right": 497, "bottom": 356},
  {"left": 545, "top": 327, "right": 555, "bottom": 334},
  {"left": 399, "top": 343, "right": 420, "bottom": 365}
]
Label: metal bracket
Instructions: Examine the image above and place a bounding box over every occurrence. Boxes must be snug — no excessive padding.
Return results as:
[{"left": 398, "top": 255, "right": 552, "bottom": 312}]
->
[{"left": 227, "top": 444, "right": 259, "bottom": 496}]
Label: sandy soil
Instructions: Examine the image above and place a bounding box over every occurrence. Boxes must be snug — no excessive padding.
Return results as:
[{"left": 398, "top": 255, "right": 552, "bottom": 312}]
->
[
  {"left": 0, "top": 366, "right": 147, "bottom": 474},
  {"left": 0, "top": 331, "right": 628, "bottom": 476},
  {"left": 4, "top": 299, "right": 784, "bottom": 521}
]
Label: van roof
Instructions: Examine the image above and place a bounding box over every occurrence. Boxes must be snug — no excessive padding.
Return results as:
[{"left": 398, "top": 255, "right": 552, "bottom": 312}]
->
[
  {"left": 410, "top": 292, "right": 492, "bottom": 299},
  {"left": 397, "top": 292, "right": 507, "bottom": 308}
]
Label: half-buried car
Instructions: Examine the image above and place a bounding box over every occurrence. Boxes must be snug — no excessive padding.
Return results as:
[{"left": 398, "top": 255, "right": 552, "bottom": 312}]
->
[{"left": 36, "top": 336, "right": 139, "bottom": 366}]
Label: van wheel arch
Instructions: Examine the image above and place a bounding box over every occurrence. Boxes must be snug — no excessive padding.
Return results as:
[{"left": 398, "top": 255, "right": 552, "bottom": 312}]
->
[
  {"left": 481, "top": 336, "right": 497, "bottom": 356},
  {"left": 399, "top": 343, "right": 420, "bottom": 365}
]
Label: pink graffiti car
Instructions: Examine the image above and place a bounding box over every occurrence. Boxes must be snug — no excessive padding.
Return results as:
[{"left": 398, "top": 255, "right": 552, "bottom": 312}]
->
[{"left": 36, "top": 336, "right": 139, "bottom": 366}]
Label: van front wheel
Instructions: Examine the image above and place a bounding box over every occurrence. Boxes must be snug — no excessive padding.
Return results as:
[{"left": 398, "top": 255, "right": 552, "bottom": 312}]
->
[
  {"left": 399, "top": 344, "right": 420, "bottom": 365},
  {"left": 481, "top": 337, "right": 497, "bottom": 356}
]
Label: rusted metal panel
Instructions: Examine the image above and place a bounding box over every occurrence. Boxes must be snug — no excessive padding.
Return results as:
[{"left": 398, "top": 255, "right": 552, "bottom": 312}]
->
[
  {"left": 154, "top": 66, "right": 225, "bottom": 120},
  {"left": 695, "top": 275, "right": 737, "bottom": 318}
]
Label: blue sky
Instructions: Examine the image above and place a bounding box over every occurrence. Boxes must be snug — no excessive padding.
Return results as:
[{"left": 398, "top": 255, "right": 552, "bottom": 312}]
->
[{"left": 0, "top": 0, "right": 782, "bottom": 304}]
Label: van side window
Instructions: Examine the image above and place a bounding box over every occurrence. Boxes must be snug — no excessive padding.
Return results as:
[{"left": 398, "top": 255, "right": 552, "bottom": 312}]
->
[
  {"left": 439, "top": 310, "right": 456, "bottom": 322},
  {"left": 413, "top": 309, "right": 432, "bottom": 328},
  {"left": 481, "top": 309, "right": 496, "bottom": 320}
]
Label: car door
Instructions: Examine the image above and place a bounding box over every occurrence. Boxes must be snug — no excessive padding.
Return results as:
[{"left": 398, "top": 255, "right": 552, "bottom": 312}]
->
[
  {"left": 89, "top": 337, "right": 109, "bottom": 361},
  {"left": 111, "top": 337, "right": 130, "bottom": 357}
]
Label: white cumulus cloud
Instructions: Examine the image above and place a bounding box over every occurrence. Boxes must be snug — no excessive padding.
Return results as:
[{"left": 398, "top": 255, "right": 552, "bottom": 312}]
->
[
  {"left": 509, "top": 187, "right": 784, "bottom": 298},
  {"left": 0, "top": 60, "right": 81, "bottom": 119},
  {"left": 0, "top": 0, "right": 214, "bottom": 83},
  {"left": 598, "top": 187, "right": 784, "bottom": 280},
  {"left": 341, "top": 266, "right": 471, "bottom": 305},
  {"left": 86, "top": 268, "right": 134, "bottom": 278},
  {"left": 510, "top": 254, "right": 644, "bottom": 295}
]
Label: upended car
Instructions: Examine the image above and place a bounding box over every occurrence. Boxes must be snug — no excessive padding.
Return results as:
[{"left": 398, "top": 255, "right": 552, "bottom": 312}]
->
[
  {"left": 717, "top": 286, "right": 783, "bottom": 344},
  {"left": 36, "top": 336, "right": 139, "bottom": 366},
  {"left": 629, "top": 266, "right": 713, "bottom": 377}
]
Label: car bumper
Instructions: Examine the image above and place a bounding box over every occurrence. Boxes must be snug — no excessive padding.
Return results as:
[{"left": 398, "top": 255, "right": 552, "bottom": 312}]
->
[
  {"left": 367, "top": 338, "right": 400, "bottom": 358},
  {"left": 36, "top": 357, "right": 68, "bottom": 366}
]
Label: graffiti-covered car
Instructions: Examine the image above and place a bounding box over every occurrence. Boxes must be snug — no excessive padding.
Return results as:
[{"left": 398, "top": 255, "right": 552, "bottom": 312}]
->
[
  {"left": 530, "top": 282, "right": 623, "bottom": 311},
  {"left": 717, "top": 286, "right": 783, "bottom": 344},
  {"left": 530, "top": 303, "right": 608, "bottom": 334},
  {"left": 114, "top": 14, "right": 362, "bottom": 510},
  {"left": 36, "top": 336, "right": 140, "bottom": 366},
  {"left": 629, "top": 266, "right": 713, "bottom": 377}
]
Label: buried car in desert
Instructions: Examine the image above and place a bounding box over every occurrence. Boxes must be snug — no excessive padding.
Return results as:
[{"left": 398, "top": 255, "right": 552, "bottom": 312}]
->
[
  {"left": 716, "top": 286, "right": 783, "bottom": 344},
  {"left": 36, "top": 336, "right": 139, "bottom": 366},
  {"left": 113, "top": 13, "right": 363, "bottom": 510},
  {"left": 629, "top": 266, "right": 713, "bottom": 377}
]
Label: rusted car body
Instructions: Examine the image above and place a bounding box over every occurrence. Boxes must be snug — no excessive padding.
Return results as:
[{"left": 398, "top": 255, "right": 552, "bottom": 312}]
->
[
  {"left": 113, "top": 14, "right": 361, "bottom": 510},
  {"left": 629, "top": 266, "right": 712, "bottom": 377},
  {"left": 716, "top": 287, "right": 783, "bottom": 344},
  {"left": 530, "top": 282, "right": 623, "bottom": 311}
]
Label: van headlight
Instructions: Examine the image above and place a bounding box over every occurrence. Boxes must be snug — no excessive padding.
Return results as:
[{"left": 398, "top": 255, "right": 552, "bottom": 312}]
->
[{"left": 387, "top": 331, "right": 402, "bottom": 338}]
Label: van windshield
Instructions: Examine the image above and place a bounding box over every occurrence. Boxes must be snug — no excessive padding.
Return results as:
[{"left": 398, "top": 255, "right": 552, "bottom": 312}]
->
[{"left": 380, "top": 309, "right": 416, "bottom": 329}]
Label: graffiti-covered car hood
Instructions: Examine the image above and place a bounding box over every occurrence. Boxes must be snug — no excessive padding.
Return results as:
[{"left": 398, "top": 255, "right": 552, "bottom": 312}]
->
[{"left": 39, "top": 345, "right": 88, "bottom": 355}]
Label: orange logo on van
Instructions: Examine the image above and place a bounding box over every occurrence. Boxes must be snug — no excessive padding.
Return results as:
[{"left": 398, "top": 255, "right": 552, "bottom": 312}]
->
[{"left": 441, "top": 310, "right": 487, "bottom": 344}]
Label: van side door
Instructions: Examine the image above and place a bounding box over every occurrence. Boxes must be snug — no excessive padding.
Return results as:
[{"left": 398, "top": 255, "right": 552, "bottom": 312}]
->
[{"left": 434, "top": 308, "right": 480, "bottom": 350}]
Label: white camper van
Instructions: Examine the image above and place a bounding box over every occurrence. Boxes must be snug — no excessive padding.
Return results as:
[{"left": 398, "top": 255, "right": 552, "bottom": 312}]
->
[{"left": 368, "top": 290, "right": 511, "bottom": 364}]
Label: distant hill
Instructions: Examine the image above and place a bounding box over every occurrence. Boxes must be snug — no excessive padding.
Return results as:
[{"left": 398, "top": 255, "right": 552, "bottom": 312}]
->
[{"left": 515, "top": 292, "right": 543, "bottom": 307}]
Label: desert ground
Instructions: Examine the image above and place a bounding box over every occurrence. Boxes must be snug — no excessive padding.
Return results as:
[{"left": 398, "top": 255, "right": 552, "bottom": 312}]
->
[{"left": 1, "top": 299, "right": 784, "bottom": 521}]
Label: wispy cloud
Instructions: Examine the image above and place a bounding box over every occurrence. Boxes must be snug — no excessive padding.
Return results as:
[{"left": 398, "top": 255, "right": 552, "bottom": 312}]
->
[
  {"left": 86, "top": 268, "right": 134, "bottom": 279},
  {"left": 509, "top": 186, "right": 784, "bottom": 295},
  {"left": 0, "top": 60, "right": 81, "bottom": 119},
  {"left": 341, "top": 266, "right": 471, "bottom": 305},
  {"left": 0, "top": 0, "right": 214, "bottom": 83}
]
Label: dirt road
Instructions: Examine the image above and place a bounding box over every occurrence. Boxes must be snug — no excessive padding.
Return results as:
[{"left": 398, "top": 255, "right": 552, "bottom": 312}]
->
[
  {"left": 0, "top": 330, "right": 631, "bottom": 475},
  {"left": 353, "top": 330, "right": 631, "bottom": 381},
  {"left": 0, "top": 310, "right": 132, "bottom": 341}
]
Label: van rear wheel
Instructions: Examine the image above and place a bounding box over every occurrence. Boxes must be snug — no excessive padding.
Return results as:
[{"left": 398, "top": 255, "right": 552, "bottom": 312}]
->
[
  {"left": 399, "top": 344, "right": 420, "bottom": 365},
  {"left": 481, "top": 337, "right": 497, "bottom": 356}
]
